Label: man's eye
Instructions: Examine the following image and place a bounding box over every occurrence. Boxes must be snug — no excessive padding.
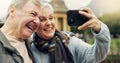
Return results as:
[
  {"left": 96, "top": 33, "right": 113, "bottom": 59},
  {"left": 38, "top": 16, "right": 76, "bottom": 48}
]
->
[{"left": 31, "top": 12, "right": 37, "bottom": 17}]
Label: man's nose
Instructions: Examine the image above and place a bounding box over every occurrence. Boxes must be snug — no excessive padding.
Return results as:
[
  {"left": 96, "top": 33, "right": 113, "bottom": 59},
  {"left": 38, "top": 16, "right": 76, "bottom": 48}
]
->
[{"left": 34, "top": 17, "right": 40, "bottom": 24}]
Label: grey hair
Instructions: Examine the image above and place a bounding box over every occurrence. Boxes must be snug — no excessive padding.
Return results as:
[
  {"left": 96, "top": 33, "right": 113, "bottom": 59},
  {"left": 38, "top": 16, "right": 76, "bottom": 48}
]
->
[
  {"left": 5, "top": 0, "right": 41, "bottom": 19},
  {"left": 41, "top": 3, "right": 54, "bottom": 13},
  {"left": 9, "top": 0, "right": 41, "bottom": 9},
  {"left": 9, "top": 0, "right": 29, "bottom": 9}
]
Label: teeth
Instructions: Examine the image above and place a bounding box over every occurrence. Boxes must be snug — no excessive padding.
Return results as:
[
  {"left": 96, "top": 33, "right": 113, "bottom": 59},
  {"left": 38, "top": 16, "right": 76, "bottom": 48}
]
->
[
  {"left": 45, "top": 28, "right": 52, "bottom": 31},
  {"left": 28, "top": 25, "right": 33, "bottom": 30},
  {"left": 26, "top": 22, "right": 37, "bottom": 31},
  {"left": 26, "top": 25, "right": 32, "bottom": 31}
]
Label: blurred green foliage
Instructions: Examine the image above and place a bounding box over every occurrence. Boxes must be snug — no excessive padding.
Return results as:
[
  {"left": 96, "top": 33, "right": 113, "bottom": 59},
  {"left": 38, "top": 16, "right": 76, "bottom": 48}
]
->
[
  {"left": 110, "top": 38, "right": 120, "bottom": 54},
  {"left": 99, "top": 11, "right": 120, "bottom": 38},
  {"left": 88, "top": 38, "right": 120, "bottom": 54}
]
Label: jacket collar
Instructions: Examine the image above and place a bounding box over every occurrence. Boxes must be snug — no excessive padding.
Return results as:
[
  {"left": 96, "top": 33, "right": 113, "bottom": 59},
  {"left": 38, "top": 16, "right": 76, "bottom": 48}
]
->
[
  {"left": 0, "top": 30, "right": 16, "bottom": 52},
  {"left": 0, "top": 30, "right": 36, "bottom": 63}
]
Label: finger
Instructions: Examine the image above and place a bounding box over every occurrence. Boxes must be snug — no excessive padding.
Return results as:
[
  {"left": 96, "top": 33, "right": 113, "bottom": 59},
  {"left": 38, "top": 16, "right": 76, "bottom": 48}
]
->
[
  {"left": 77, "top": 26, "right": 88, "bottom": 30},
  {"left": 77, "top": 20, "right": 94, "bottom": 30},
  {"left": 79, "top": 11, "right": 91, "bottom": 19},
  {"left": 80, "top": 7, "right": 93, "bottom": 14}
]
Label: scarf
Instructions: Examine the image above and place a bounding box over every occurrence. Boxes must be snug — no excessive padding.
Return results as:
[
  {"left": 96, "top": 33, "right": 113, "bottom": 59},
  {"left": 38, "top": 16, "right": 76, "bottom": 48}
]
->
[{"left": 33, "top": 30, "right": 75, "bottom": 63}]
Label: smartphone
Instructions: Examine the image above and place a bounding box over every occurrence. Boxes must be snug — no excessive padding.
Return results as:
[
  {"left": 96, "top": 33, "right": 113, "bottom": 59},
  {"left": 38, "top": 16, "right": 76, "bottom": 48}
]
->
[{"left": 66, "top": 10, "right": 89, "bottom": 26}]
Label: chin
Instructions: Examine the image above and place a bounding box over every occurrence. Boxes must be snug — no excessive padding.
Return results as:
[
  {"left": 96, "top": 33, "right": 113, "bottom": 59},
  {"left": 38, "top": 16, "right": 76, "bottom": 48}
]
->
[
  {"left": 45, "top": 34, "right": 54, "bottom": 40},
  {"left": 23, "top": 33, "right": 32, "bottom": 39}
]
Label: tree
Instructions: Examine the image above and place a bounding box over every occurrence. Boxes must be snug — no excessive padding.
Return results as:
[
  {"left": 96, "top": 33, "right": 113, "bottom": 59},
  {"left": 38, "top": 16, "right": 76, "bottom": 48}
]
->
[{"left": 99, "top": 12, "right": 120, "bottom": 38}]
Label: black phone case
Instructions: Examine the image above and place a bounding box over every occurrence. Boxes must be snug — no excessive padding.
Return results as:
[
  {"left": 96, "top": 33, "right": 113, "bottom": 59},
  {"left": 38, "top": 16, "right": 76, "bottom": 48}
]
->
[{"left": 66, "top": 10, "right": 89, "bottom": 26}]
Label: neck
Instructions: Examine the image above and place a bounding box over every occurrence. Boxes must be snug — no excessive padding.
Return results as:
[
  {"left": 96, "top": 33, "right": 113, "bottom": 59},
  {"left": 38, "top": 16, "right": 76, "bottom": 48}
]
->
[{"left": 0, "top": 23, "right": 22, "bottom": 42}]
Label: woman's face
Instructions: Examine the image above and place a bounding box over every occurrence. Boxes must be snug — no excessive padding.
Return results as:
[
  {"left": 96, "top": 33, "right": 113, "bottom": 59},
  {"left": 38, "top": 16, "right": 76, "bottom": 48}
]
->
[{"left": 37, "top": 5, "right": 55, "bottom": 40}]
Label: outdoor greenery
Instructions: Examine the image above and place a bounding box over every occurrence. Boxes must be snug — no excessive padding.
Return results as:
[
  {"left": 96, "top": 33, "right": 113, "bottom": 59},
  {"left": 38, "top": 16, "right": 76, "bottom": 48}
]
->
[
  {"left": 99, "top": 11, "right": 120, "bottom": 38},
  {"left": 99, "top": 12, "right": 120, "bottom": 62},
  {"left": 110, "top": 38, "right": 120, "bottom": 55},
  {"left": 88, "top": 38, "right": 120, "bottom": 63},
  {"left": 88, "top": 38, "right": 120, "bottom": 54}
]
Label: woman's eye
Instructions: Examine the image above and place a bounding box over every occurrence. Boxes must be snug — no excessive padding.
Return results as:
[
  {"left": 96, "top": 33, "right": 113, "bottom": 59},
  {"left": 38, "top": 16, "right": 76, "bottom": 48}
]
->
[
  {"left": 49, "top": 15, "right": 54, "bottom": 20},
  {"left": 39, "top": 16, "right": 47, "bottom": 21},
  {"left": 49, "top": 17, "right": 53, "bottom": 20}
]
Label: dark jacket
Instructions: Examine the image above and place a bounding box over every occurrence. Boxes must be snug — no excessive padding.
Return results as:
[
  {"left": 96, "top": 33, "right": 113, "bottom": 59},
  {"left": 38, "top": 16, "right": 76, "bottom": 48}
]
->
[{"left": 0, "top": 30, "right": 36, "bottom": 63}]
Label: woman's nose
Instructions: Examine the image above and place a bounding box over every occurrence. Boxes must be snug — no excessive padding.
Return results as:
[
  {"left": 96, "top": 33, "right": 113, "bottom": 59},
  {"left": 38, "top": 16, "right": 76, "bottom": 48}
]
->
[{"left": 45, "top": 19, "right": 52, "bottom": 25}]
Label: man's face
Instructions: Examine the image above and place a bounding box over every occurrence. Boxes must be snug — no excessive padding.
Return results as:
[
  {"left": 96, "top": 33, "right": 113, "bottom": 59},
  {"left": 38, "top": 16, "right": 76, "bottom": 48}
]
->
[
  {"left": 37, "top": 6, "right": 55, "bottom": 40},
  {"left": 11, "top": 1, "right": 41, "bottom": 39}
]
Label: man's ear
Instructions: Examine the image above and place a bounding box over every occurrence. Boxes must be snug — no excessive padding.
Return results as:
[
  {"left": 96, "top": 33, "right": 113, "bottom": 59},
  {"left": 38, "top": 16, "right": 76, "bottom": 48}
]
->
[{"left": 8, "top": 6, "right": 15, "bottom": 16}]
